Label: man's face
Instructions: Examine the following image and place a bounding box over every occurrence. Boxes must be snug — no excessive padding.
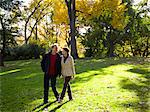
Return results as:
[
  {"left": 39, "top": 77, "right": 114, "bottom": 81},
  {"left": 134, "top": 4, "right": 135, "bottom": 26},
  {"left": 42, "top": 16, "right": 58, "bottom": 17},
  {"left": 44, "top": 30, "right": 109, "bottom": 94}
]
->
[{"left": 52, "top": 46, "right": 58, "bottom": 53}]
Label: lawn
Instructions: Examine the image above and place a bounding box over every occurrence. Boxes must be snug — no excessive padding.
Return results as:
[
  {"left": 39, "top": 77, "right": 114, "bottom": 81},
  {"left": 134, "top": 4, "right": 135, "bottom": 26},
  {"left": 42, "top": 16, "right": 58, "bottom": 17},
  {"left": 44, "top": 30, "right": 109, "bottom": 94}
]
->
[{"left": 0, "top": 57, "right": 150, "bottom": 112}]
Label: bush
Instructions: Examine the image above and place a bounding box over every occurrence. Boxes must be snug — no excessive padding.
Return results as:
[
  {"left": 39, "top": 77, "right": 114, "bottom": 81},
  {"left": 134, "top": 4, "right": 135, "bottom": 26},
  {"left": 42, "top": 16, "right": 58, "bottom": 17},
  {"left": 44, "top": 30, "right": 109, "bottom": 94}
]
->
[{"left": 5, "top": 44, "right": 45, "bottom": 61}]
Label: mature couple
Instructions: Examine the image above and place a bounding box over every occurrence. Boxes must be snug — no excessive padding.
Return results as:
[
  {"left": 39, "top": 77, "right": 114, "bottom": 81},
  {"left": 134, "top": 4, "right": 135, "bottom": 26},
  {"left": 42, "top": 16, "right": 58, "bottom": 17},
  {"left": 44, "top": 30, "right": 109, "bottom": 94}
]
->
[{"left": 41, "top": 44, "right": 75, "bottom": 104}]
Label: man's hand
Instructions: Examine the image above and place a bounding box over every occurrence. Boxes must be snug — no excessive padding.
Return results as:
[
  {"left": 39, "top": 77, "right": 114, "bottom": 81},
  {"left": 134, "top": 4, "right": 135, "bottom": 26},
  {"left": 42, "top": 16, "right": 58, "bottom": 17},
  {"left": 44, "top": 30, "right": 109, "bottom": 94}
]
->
[{"left": 59, "top": 74, "right": 62, "bottom": 78}]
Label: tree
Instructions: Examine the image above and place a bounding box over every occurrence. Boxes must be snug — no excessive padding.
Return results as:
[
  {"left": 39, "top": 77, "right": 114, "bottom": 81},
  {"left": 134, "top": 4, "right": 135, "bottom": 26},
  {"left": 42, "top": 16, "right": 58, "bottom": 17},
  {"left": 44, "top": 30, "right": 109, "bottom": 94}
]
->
[
  {"left": 0, "top": 0, "right": 22, "bottom": 66},
  {"left": 52, "top": 0, "right": 129, "bottom": 58},
  {"left": 24, "top": 0, "right": 42, "bottom": 44},
  {"left": 76, "top": 0, "right": 129, "bottom": 57},
  {"left": 117, "top": 0, "right": 150, "bottom": 57},
  {"left": 65, "top": 0, "right": 79, "bottom": 59},
  {"left": 24, "top": 0, "right": 52, "bottom": 44},
  {"left": 52, "top": 0, "right": 78, "bottom": 58}
]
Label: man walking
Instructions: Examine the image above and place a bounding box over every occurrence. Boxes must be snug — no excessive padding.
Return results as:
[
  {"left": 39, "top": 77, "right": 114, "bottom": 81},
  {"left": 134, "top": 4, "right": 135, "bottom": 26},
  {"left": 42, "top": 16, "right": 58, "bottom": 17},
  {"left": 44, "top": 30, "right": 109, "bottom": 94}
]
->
[{"left": 41, "top": 44, "right": 61, "bottom": 104}]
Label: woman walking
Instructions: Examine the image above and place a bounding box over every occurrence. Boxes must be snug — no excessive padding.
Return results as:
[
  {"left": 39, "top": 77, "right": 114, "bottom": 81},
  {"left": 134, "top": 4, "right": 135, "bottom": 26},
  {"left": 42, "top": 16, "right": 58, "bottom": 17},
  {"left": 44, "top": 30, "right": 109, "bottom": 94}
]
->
[{"left": 58, "top": 48, "right": 75, "bottom": 103}]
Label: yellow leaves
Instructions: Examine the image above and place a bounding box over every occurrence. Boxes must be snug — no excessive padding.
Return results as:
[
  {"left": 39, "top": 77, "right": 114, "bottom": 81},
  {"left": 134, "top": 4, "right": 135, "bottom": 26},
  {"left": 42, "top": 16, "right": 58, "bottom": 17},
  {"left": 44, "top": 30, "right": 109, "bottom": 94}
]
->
[
  {"left": 29, "top": 0, "right": 128, "bottom": 30},
  {"left": 111, "top": 14, "right": 129, "bottom": 30},
  {"left": 92, "top": 1, "right": 103, "bottom": 16},
  {"left": 75, "top": 0, "right": 128, "bottom": 30},
  {"left": 52, "top": 0, "right": 69, "bottom": 24},
  {"left": 28, "top": 0, "right": 53, "bottom": 19},
  {"left": 29, "top": 0, "right": 40, "bottom": 10},
  {"left": 111, "top": 2, "right": 128, "bottom": 30},
  {"left": 76, "top": 0, "right": 92, "bottom": 14}
]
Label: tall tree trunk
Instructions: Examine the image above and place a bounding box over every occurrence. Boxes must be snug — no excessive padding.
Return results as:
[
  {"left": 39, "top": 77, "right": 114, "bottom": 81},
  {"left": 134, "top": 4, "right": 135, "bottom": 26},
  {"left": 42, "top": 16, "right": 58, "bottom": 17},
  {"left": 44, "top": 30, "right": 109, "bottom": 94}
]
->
[
  {"left": 106, "top": 29, "right": 115, "bottom": 57},
  {"left": 65, "top": 30, "right": 70, "bottom": 47},
  {"left": 0, "top": 51, "right": 4, "bottom": 66},
  {"left": 0, "top": 17, "right": 6, "bottom": 66},
  {"left": 34, "top": 24, "right": 40, "bottom": 59},
  {"left": 145, "top": 37, "right": 149, "bottom": 57},
  {"left": 35, "top": 24, "right": 38, "bottom": 40},
  {"left": 65, "top": 0, "right": 78, "bottom": 59},
  {"left": 24, "top": 22, "right": 28, "bottom": 44},
  {"left": 108, "top": 41, "right": 114, "bottom": 57}
]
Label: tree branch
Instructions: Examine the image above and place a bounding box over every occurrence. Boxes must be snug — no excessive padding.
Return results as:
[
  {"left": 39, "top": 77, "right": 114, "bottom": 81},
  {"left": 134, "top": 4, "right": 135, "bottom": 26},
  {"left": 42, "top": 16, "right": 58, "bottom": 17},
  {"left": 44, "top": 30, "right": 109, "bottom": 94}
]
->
[
  {"left": 24, "top": 0, "right": 43, "bottom": 43},
  {"left": 27, "top": 12, "right": 49, "bottom": 42},
  {"left": 76, "top": 10, "right": 92, "bottom": 16}
]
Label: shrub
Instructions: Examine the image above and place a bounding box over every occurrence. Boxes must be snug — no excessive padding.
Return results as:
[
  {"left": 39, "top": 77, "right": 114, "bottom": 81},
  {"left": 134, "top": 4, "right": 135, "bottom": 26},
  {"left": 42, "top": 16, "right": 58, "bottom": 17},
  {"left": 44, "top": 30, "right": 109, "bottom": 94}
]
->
[{"left": 5, "top": 44, "right": 45, "bottom": 61}]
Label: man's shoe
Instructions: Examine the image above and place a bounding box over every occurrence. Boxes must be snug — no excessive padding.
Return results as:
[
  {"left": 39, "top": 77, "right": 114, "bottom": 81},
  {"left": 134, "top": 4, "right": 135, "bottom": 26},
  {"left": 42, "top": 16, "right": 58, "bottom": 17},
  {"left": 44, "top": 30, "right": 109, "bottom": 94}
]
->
[{"left": 69, "top": 98, "right": 73, "bottom": 101}]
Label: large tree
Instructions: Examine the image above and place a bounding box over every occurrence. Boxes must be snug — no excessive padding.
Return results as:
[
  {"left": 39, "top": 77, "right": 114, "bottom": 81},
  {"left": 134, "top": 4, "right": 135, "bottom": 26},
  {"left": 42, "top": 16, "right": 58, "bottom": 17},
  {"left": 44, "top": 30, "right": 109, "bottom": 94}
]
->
[
  {"left": 0, "top": 0, "right": 22, "bottom": 66},
  {"left": 65, "top": 0, "right": 78, "bottom": 59},
  {"left": 52, "top": 0, "right": 79, "bottom": 58},
  {"left": 76, "top": 0, "right": 129, "bottom": 57},
  {"left": 117, "top": 0, "right": 150, "bottom": 57},
  {"left": 23, "top": 0, "right": 52, "bottom": 44}
]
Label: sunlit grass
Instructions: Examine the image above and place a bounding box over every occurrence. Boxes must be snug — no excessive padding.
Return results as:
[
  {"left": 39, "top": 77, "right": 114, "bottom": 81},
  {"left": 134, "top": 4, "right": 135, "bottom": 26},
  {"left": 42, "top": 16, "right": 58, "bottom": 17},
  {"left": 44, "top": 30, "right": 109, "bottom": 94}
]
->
[
  {"left": 0, "top": 58, "right": 149, "bottom": 112},
  {"left": 0, "top": 69, "right": 21, "bottom": 76}
]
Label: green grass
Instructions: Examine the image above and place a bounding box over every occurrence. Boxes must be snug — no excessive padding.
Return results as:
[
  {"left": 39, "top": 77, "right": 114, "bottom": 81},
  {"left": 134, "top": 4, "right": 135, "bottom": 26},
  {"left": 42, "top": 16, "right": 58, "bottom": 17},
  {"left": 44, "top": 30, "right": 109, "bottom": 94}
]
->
[{"left": 0, "top": 58, "right": 150, "bottom": 112}]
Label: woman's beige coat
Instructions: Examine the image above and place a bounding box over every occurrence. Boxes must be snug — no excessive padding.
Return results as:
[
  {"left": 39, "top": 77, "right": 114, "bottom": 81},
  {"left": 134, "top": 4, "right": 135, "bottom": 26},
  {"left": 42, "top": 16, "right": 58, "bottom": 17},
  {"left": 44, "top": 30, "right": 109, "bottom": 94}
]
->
[{"left": 61, "top": 55, "right": 75, "bottom": 77}]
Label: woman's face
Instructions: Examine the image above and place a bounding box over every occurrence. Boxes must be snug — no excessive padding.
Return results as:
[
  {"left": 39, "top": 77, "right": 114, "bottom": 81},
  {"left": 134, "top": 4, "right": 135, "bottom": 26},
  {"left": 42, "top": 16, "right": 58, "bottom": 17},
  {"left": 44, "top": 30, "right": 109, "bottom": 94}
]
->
[{"left": 62, "top": 49, "right": 67, "bottom": 56}]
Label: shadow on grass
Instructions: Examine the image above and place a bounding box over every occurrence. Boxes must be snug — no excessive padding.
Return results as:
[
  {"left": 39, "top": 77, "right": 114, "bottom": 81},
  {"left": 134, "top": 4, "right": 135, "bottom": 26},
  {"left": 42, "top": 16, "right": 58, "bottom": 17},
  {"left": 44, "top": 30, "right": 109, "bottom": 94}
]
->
[
  {"left": 34, "top": 100, "right": 57, "bottom": 112},
  {"left": 71, "top": 70, "right": 111, "bottom": 88},
  {"left": 32, "top": 103, "right": 45, "bottom": 111},
  {"left": 120, "top": 67, "right": 150, "bottom": 112},
  {"left": 69, "top": 58, "right": 127, "bottom": 86},
  {"left": 49, "top": 101, "right": 69, "bottom": 112},
  {"left": 34, "top": 101, "right": 69, "bottom": 112},
  {"left": 75, "top": 58, "right": 125, "bottom": 74},
  {"left": 128, "top": 68, "right": 150, "bottom": 78},
  {"left": 75, "top": 57, "right": 148, "bottom": 74}
]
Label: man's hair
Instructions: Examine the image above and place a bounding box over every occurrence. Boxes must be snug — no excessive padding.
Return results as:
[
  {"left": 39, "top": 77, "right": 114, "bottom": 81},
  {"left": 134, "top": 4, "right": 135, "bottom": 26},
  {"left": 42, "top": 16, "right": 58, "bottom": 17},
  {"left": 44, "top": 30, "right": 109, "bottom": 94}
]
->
[{"left": 51, "top": 43, "right": 58, "bottom": 49}]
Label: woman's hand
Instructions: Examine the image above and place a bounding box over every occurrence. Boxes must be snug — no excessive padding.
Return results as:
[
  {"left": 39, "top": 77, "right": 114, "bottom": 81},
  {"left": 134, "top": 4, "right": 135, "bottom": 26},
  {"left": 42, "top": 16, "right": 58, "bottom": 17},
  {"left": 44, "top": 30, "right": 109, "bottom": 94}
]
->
[{"left": 71, "top": 75, "right": 75, "bottom": 80}]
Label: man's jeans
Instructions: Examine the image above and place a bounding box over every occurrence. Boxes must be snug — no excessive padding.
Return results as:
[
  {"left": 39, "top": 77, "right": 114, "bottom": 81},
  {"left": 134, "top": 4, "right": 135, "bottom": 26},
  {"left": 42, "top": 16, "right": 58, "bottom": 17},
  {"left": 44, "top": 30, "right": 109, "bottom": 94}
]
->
[{"left": 44, "top": 74, "right": 59, "bottom": 103}]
